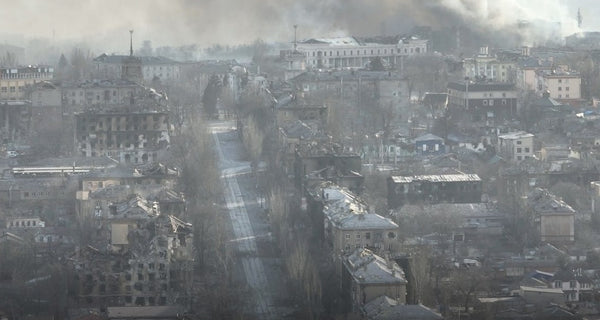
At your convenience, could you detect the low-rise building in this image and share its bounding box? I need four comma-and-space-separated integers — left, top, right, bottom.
447, 81, 517, 123
414, 133, 445, 156
497, 131, 534, 162
342, 248, 407, 311
387, 174, 482, 209
0, 65, 53, 100
362, 296, 443, 320
550, 269, 593, 302
525, 188, 575, 244
537, 71, 582, 104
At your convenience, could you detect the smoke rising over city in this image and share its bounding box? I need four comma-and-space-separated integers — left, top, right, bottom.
1, 0, 593, 52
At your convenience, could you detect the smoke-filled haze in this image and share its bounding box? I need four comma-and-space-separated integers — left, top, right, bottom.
1, 0, 599, 52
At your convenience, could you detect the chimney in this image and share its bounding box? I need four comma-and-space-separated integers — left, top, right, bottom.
521, 46, 530, 57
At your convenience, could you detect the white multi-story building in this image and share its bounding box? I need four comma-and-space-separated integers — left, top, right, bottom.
536, 71, 581, 103
293, 36, 428, 69
463, 47, 516, 83
497, 131, 534, 162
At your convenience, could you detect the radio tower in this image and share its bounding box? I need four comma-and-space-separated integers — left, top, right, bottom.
577, 8, 583, 28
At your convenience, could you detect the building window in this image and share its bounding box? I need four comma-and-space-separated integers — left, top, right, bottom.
482, 100, 488, 105
345, 234, 350, 240
525, 147, 530, 153
517, 156, 522, 160
516, 141, 522, 145
366, 232, 371, 239
558, 87, 562, 91
356, 234, 361, 239
558, 79, 562, 83
566, 86, 570, 91
517, 148, 522, 153
570, 280, 577, 288
502, 99, 507, 105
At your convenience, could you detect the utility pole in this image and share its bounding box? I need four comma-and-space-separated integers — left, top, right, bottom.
293, 25, 298, 52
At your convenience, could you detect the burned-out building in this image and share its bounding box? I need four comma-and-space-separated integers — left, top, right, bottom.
73, 195, 193, 307
75, 109, 170, 163
274, 94, 328, 125
295, 142, 363, 193
387, 174, 482, 209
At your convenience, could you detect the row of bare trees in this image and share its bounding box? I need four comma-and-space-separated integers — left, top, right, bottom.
171, 118, 247, 318
268, 188, 323, 319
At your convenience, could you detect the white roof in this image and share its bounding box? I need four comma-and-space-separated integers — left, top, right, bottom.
346, 248, 406, 284
334, 213, 398, 230
498, 131, 534, 140
390, 174, 481, 184
302, 37, 360, 46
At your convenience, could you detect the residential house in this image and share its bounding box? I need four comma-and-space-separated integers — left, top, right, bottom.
519, 286, 565, 308
387, 174, 482, 209
550, 269, 593, 302
414, 133, 445, 156
342, 248, 407, 312
497, 131, 534, 162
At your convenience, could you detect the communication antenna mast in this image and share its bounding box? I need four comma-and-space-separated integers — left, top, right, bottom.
129, 30, 134, 56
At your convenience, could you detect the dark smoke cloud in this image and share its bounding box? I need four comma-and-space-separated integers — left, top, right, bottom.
0, 0, 583, 54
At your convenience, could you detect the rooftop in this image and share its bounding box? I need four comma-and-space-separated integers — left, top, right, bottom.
94, 53, 180, 65
390, 174, 481, 184
447, 81, 516, 92
345, 248, 406, 284
498, 131, 534, 140
527, 188, 575, 215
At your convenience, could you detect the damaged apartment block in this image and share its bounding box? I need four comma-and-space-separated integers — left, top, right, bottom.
73, 194, 193, 307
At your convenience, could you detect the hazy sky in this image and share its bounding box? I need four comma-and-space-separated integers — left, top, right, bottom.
1, 0, 600, 53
